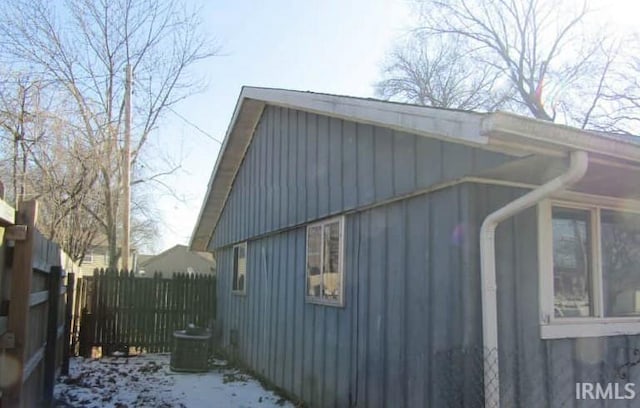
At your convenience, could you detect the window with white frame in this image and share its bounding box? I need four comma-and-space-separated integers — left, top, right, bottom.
82, 251, 94, 264
306, 217, 344, 306
539, 200, 640, 337
232, 242, 247, 294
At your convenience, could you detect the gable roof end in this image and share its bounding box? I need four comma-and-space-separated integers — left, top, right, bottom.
189, 87, 491, 252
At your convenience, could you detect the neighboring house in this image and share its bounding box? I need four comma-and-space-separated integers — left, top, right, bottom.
137, 244, 216, 277
190, 87, 640, 407
78, 245, 137, 277
137, 253, 153, 267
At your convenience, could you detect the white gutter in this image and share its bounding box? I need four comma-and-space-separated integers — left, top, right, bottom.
480, 150, 588, 408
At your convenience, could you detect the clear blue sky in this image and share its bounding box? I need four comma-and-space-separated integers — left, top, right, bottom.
149, 0, 638, 254
149, 0, 415, 253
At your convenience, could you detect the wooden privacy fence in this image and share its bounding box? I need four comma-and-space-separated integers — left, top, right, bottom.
0, 200, 75, 408
75, 270, 216, 355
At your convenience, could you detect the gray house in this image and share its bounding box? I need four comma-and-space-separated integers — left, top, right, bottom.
191, 87, 640, 407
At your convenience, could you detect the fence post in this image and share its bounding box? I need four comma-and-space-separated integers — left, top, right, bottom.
5, 200, 37, 408
62, 272, 74, 375
43, 265, 62, 405
71, 277, 85, 356
78, 309, 92, 358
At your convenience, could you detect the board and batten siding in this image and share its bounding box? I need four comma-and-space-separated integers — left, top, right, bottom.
210, 105, 512, 250
469, 183, 640, 408
216, 185, 483, 408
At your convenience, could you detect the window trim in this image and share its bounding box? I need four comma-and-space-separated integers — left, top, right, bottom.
232, 242, 247, 296
539, 199, 640, 339
83, 250, 94, 264
305, 216, 345, 307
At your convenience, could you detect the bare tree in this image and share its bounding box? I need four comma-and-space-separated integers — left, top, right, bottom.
0, 76, 102, 263
600, 35, 640, 134
31, 129, 102, 264
0, 76, 162, 264
377, 35, 509, 110
0, 76, 45, 207
381, 0, 632, 130
0, 0, 218, 268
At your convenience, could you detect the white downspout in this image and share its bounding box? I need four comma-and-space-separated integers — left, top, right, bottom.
480, 150, 588, 408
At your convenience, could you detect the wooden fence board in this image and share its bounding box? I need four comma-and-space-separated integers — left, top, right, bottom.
6, 200, 37, 407
43, 266, 62, 404
28, 291, 49, 307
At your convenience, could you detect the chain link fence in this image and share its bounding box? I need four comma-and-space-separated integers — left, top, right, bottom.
434, 345, 640, 407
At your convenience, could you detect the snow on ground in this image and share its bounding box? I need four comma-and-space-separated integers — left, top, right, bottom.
54, 354, 294, 408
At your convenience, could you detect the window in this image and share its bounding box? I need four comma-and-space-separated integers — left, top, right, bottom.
306, 217, 344, 306
539, 200, 640, 338
232, 243, 247, 294
601, 210, 640, 316
551, 207, 592, 318
82, 251, 94, 264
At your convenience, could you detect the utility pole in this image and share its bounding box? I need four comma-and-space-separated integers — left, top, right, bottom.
122, 64, 132, 270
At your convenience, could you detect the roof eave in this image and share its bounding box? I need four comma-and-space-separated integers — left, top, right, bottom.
190, 90, 265, 252
483, 112, 640, 163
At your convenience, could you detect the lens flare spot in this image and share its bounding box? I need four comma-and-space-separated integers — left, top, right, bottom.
612, 199, 638, 214
451, 224, 465, 246
574, 337, 604, 365
0, 353, 22, 388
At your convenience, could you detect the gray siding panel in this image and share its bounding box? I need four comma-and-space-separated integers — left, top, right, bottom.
416, 137, 443, 189
307, 113, 319, 223
356, 124, 375, 206
342, 121, 358, 210
406, 196, 429, 407
267, 108, 276, 233
296, 111, 307, 225
393, 131, 416, 196
374, 127, 394, 202
367, 206, 386, 408
354, 211, 371, 406
284, 232, 295, 393
211, 106, 513, 249
443, 142, 472, 180
329, 117, 343, 214
215, 185, 479, 407
385, 202, 407, 407
317, 115, 330, 218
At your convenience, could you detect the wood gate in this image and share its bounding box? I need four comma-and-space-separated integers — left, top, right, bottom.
74, 270, 216, 355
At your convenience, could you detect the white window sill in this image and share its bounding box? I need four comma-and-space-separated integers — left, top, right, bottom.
541, 320, 640, 339
305, 297, 344, 308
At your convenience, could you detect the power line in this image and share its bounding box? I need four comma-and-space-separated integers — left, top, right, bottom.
168, 106, 222, 145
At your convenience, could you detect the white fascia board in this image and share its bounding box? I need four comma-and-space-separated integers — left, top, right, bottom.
483, 112, 640, 163
189, 89, 265, 252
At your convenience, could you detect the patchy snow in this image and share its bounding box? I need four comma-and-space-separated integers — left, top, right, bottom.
54, 354, 294, 408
